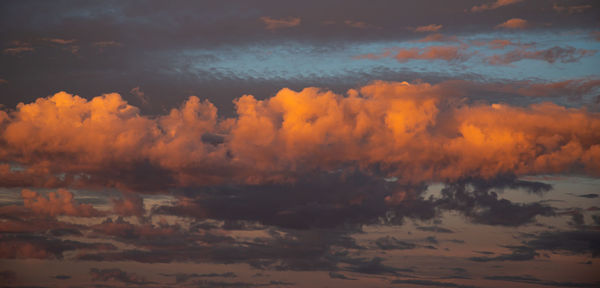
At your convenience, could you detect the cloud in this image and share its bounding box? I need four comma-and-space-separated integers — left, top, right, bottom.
160, 272, 236, 284
523, 230, 600, 257
391, 279, 477, 288
260, 17, 301, 31
344, 20, 374, 29
0, 234, 115, 259
0, 270, 17, 284
1, 82, 600, 192
92, 41, 121, 48
437, 178, 554, 226
112, 193, 145, 217
395, 46, 473, 62
496, 18, 528, 29
470, 39, 532, 49
553, 3, 592, 14
344, 257, 408, 275
3, 46, 34, 55
469, 245, 538, 262
416, 226, 454, 233
21, 188, 104, 217
328, 272, 356, 280
515, 78, 600, 99
470, 0, 523, 12
357, 46, 473, 63
90, 268, 154, 285
91, 217, 179, 240
437, 78, 600, 101
487, 46, 596, 64
130, 86, 148, 105
53, 275, 71, 280
485, 275, 600, 287
572, 193, 598, 199
42, 38, 76, 45
414, 34, 459, 43
374, 236, 417, 250
414, 24, 443, 33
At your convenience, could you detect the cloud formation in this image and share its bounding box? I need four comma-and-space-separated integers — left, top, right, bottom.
496, 18, 528, 29
260, 17, 301, 31
471, 0, 523, 12
21, 188, 104, 217
1, 82, 599, 191
414, 24, 443, 33
487, 46, 596, 65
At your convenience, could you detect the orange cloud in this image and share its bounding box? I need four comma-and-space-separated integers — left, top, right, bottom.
470, 0, 523, 12
414, 24, 443, 33
0, 83, 599, 189
3, 46, 34, 55
260, 17, 301, 31
344, 20, 373, 29
21, 188, 104, 217
496, 18, 528, 29
355, 46, 472, 63
414, 34, 459, 43
112, 194, 145, 217
394, 46, 473, 62
42, 38, 76, 45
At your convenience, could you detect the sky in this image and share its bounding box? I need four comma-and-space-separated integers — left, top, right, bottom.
0, 0, 599, 287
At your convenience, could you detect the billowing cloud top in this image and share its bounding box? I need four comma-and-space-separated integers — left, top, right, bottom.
1, 81, 598, 191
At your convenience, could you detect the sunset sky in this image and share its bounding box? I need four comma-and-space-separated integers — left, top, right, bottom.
1, 1, 600, 287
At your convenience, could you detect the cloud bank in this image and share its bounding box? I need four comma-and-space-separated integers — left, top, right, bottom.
0, 82, 599, 192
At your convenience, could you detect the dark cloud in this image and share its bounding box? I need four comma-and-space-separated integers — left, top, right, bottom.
416, 226, 454, 233
390, 279, 477, 288
469, 245, 538, 262
328, 271, 356, 280
0, 233, 116, 259
485, 275, 600, 287
344, 256, 412, 276
153, 171, 435, 230
523, 230, 600, 257
487, 46, 597, 65
374, 236, 417, 250
160, 272, 236, 284
437, 178, 555, 226
90, 268, 155, 285
52, 275, 71, 280
194, 280, 294, 287
0, 270, 17, 284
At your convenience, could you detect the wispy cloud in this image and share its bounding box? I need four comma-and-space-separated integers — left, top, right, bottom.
260, 17, 301, 31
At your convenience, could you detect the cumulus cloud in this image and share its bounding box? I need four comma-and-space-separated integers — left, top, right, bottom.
1, 82, 600, 192
21, 188, 104, 217
112, 193, 145, 217
470, 0, 523, 12
260, 17, 301, 31
496, 18, 528, 29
